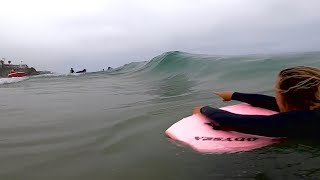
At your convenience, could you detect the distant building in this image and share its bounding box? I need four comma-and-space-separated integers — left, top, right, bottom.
20, 64, 29, 69
2, 64, 28, 69
0, 58, 28, 69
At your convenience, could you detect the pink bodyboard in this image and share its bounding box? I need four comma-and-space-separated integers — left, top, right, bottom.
165, 103, 283, 153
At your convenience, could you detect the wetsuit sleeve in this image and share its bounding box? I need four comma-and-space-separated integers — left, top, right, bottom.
232, 92, 280, 112
200, 106, 318, 138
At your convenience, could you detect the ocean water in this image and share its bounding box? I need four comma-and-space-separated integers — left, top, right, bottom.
0, 51, 320, 180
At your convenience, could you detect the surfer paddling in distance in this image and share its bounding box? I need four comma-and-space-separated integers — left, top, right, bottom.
193, 66, 320, 139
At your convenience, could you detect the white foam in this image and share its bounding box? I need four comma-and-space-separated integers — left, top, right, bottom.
31, 73, 85, 78
32, 74, 57, 78
0, 77, 29, 85
67, 73, 84, 76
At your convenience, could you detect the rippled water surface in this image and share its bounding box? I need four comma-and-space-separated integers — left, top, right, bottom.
0, 51, 320, 179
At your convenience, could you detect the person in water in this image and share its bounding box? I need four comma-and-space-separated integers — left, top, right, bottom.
70, 68, 74, 73
192, 66, 320, 138
76, 69, 86, 73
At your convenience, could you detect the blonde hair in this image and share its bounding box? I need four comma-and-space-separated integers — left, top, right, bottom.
277, 66, 320, 110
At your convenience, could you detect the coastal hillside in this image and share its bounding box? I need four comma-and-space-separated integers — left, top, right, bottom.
0, 67, 39, 77
0, 60, 39, 77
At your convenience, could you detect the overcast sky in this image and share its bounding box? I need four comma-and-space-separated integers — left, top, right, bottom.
0, 0, 319, 72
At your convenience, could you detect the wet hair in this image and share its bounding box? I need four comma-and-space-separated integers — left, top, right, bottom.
277, 66, 320, 110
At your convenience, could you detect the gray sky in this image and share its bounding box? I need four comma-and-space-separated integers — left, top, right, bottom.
0, 0, 320, 72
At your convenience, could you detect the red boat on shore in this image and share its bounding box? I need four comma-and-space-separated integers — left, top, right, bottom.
8, 72, 26, 78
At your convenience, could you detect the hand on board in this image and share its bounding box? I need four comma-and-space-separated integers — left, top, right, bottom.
213, 91, 234, 101
192, 106, 203, 115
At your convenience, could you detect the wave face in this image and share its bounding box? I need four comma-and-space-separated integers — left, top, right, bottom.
1, 51, 320, 180
107, 51, 320, 78
102, 51, 320, 93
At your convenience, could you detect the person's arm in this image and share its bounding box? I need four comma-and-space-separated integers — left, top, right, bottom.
231, 92, 280, 112
200, 106, 319, 138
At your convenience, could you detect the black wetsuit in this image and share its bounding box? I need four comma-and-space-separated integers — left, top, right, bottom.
200, 92, 320, 138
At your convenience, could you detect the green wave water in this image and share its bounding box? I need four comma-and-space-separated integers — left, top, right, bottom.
0, 51, 320, 179
112, 51, 320, 79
